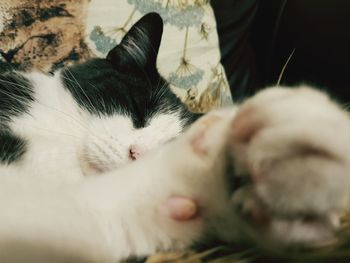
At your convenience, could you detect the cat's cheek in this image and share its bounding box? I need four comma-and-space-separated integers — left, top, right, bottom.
79, 153, 102, 176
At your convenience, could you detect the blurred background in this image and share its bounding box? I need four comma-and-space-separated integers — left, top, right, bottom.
212, 0, 350, 104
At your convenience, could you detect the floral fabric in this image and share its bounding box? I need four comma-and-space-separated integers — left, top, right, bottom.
0, 0, 232, 112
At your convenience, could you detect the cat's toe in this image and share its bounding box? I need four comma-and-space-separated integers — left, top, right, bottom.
232, 186, 340, 244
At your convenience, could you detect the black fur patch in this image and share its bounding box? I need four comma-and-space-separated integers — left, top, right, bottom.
62, 58, 200, 128
62, 13, 201, 129
0, 66, 34, 122
0, 130, 26, 164
0, 63, 32, 164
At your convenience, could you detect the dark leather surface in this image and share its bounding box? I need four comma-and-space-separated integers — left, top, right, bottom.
213, 0, 350, 103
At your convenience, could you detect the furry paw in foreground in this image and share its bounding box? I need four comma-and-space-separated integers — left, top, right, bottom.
1, 87, 350, 262
230, 87, 350, 244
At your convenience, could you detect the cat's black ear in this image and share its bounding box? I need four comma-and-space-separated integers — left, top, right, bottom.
107, 13, 163, 73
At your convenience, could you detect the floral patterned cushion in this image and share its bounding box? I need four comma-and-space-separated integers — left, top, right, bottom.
0, 0, 232, 112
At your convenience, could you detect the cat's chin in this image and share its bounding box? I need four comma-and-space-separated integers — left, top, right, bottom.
79, 154, 109, 176
79, 153, 130, 176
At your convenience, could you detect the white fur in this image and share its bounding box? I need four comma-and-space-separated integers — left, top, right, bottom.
2, 83, 350, 262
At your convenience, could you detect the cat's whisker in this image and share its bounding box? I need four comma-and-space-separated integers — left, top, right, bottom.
29, 100, 91, 135
84, 80, 108, 115
0, 73, 30, 90
63, 69, 96, 112
21, 125, 82, 142
151, 82, 169, 109
0, 77, 93, 135
75, 80, 131, 143
0, 79, 33, 105
59, 78, 106, 134
41, 105, 91, 133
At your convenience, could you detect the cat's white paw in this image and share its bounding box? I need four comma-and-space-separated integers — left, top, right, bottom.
133, 87, 350, 248
229, 86, 350, 244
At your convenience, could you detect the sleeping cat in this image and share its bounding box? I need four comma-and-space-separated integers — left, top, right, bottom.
0, 13, 199, 179
1, 13, 350, 263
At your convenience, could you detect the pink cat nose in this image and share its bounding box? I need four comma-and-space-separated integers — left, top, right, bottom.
129, 145, 143, 161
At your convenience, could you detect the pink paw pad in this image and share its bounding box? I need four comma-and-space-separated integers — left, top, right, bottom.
162, 196, 199, 221
231, 106, 264, 143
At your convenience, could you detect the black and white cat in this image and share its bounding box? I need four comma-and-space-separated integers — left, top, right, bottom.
0, 13, 199, 180
1, 13, 350, 263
